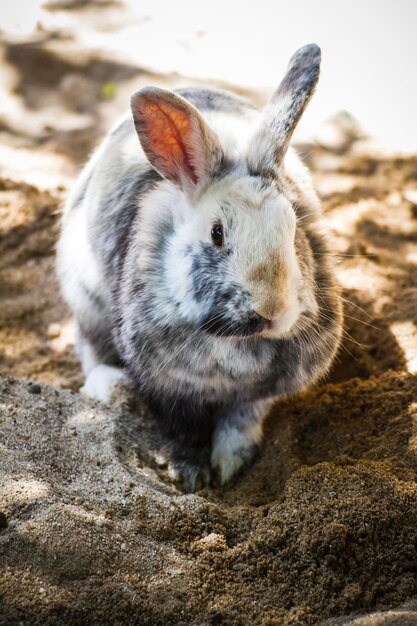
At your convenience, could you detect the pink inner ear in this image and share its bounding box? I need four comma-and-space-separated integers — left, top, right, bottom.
140, 99, 199, 184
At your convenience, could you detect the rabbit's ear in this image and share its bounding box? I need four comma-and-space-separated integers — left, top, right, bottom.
131, 87, 223, 195
248, 44, 321, 173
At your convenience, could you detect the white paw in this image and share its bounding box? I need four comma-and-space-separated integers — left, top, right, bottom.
80, 365, 126, 404
211, 422, 263, 485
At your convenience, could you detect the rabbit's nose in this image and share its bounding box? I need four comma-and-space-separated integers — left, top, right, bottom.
252, 296, 288, 321
259, 297, 302, 338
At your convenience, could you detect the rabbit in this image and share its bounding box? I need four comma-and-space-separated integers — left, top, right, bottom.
57, 43, 343, 492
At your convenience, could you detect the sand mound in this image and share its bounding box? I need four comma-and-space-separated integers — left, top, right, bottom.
2, 371, 417, 625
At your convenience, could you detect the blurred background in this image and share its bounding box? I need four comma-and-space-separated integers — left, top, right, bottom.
1, 0, 417, 173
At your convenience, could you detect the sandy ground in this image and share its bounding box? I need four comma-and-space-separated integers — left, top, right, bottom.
1, 2, 417, 625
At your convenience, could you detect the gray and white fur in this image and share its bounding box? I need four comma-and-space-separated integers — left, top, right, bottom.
57, 44, 343, 492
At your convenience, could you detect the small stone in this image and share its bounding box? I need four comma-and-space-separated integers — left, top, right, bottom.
232, 563, 245, 571
47, 323, 61, 338
28, 382, 41, 395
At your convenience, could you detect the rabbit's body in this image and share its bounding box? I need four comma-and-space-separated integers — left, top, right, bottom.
57, 46, 343, 491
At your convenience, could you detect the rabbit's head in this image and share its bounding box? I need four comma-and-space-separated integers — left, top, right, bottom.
130, 44, 322, 338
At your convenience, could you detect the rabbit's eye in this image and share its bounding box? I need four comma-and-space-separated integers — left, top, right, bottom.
211, 223, 224, 248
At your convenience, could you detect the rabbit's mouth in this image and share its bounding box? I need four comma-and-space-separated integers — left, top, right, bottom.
197, 301, 307, 338
260, 304, 302, 339
197, 312, 270, 338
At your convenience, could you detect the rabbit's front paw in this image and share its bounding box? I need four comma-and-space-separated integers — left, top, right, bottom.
167, 461, 211, 493
81, 364, 126, 404
211, 423, 261, 486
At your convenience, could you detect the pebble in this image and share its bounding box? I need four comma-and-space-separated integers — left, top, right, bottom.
28, 382, 41, 395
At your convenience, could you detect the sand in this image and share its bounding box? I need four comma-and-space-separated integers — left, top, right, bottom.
1, 3, 417, 625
